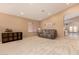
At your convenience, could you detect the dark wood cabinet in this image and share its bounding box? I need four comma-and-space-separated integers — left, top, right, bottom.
2, 32, 22, 43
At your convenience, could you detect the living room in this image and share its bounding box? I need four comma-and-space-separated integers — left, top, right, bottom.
0, 3, 79, 55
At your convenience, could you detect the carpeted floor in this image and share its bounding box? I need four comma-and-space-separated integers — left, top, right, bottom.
0, 36, 79, 55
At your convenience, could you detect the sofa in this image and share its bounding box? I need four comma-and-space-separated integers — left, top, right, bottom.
37, 29, 57, 39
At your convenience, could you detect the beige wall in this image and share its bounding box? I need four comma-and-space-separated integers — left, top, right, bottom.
64, 5, 79, 15
0, 13, 39, 37
40, 12, 64, 37
0, 4, 79, 38
40, 4, 79, 38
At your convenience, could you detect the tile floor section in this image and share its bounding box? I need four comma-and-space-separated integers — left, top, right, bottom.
0, 36, 79, 55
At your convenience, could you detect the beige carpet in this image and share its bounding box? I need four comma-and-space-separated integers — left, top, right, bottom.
0, 36, 79, 55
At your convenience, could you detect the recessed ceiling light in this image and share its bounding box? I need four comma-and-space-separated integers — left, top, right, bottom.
20, 12, 24, 15
48, 13, 51, 15
41, 9, 45, 12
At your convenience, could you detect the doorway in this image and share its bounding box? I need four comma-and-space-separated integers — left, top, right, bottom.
64, 13, 79, 39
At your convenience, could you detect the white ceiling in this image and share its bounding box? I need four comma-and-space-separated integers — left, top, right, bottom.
64, 12, 79, 24
0, 3, 76, 20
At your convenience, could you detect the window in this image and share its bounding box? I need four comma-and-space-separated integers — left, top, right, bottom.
28, 22, 37, 32
69, 25, 78, 32
69, 26, 73, 32
74, 26, 78, 32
